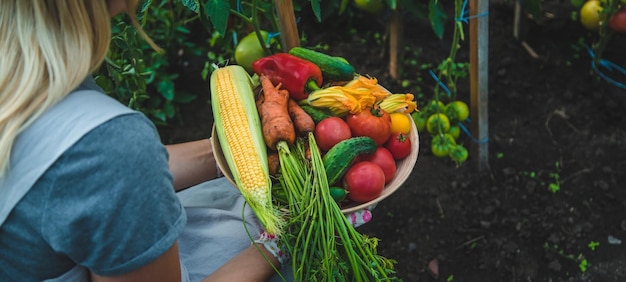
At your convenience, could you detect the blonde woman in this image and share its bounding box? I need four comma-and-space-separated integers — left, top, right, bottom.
0, 1, 289, 281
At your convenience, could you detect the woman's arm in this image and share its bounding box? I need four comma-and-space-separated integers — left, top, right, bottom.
202, 244, 281, 282
91, 242, 280, 282
91, 243, 182, 282
166, 138, 219, 191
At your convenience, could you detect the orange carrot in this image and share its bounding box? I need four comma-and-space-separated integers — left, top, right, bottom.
288, 98, 316, 136
267, 151, 281, 176
256, 74, 296, 150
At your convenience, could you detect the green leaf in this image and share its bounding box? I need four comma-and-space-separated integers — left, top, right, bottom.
140, 0, 154, 13
549, 183, 560, 193
523, 0, 543, 19
428, 0, 447, 39
175, 25, 191, 34
204, 0, 230, 36
164, 101, 176, 118
158, 80, 175, 101
180, 0, 200, 13
151, 110, 167, 122
173, 91, 198, 103
310, 0, 322, 22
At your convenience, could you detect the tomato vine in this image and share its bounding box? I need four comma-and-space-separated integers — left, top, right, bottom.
413, 0, 472, 167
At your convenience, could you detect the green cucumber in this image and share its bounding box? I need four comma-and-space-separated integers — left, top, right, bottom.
323, 136, 378, 185
272, 183, 288, 204
329, 186, 348, 203
300, 104, 334, 123
289, 47, 356, 82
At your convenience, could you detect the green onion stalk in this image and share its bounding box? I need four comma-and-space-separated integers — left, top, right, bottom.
275, 133, 399, 281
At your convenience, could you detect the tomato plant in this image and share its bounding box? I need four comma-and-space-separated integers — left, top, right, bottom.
359, 147, 397, 184
423, 100, 446, 116
343, 161, 386, 203
389, 113, 412, 134
445, 101, 469, 123
346, 106, 392, 146
384, 132, 412, 160
314, 117, 352, 152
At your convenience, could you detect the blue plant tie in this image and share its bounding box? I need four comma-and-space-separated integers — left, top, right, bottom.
267, 32, 281, 44
586, 46, 626, 90
455, 0, 489, 24
236, 0, 242, 13
232, 31, 281, 48
429, 70, 451, 97
266, 16, 302, 44
458, 119, 489, 144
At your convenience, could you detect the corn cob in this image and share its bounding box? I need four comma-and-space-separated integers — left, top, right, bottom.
210, 65, 282, 235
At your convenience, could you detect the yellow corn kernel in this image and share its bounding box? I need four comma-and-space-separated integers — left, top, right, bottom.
211, 65, 282, 235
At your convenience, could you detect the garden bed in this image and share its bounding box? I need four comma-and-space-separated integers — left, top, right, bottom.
159, 1, 626, 281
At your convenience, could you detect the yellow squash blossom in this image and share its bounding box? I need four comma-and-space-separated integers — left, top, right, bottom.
379, 93, 418, 114
343, 75, 391, 102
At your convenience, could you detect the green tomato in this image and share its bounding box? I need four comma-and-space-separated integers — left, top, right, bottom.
426, 113, 451, 135
423, 100, 446, 116
411, 111, 427, 132
449, 144, 468, 165
431, 133, 456, 158
235, 31, 272, 74
445, 101, 470, 123
354, 0, 384, 14
448, 124, 461, 139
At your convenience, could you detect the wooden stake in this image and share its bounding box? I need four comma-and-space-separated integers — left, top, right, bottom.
388, 9, 402, 79
274, 0, 300, 51
469, 0, 489, 171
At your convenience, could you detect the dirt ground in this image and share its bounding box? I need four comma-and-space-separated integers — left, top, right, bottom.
159, 1, 626, 281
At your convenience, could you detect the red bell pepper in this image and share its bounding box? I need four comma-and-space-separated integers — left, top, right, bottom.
251, 53, 322, 101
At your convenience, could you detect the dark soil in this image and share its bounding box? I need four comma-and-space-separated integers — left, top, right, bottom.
159, 2, 626, 281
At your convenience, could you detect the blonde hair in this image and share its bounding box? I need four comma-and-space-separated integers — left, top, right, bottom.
0, 0, 155, 180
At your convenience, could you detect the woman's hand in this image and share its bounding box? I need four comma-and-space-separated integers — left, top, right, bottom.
201, 235, 282, 282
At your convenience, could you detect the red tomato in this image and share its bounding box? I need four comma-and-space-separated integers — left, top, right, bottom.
345, 105, 391, 146
384, 132, 412, 160
610, 8, 626, 33
314, 117, 352, 151
360, 147, 397, 184
343, 161, 385, 203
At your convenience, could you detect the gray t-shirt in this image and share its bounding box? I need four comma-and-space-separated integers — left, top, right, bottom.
0, 93, 185, 280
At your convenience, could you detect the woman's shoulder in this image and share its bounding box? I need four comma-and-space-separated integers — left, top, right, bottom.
58, 112, 166, 174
